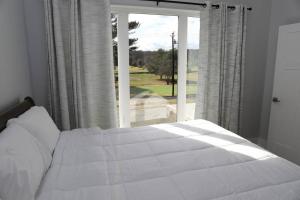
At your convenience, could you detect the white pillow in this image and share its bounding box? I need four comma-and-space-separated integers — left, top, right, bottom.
8, 106, 60, 154
0, 124, 52, 200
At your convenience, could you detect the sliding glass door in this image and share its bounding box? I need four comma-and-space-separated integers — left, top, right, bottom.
112, 6, 199, 128
128, 13, 178, 127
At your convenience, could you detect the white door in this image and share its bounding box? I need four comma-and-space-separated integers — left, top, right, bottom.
268, 23, 300, 165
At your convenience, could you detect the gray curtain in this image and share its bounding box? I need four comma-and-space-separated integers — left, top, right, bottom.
195, 3, 247, 134
44, 0, 117, 130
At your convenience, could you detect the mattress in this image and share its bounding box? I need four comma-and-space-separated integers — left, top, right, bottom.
37, 120, 300, 200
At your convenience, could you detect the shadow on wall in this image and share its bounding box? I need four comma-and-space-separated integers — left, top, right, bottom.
0, 99, 19, 113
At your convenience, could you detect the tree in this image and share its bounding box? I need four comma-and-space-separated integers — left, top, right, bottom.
111, 14, 140, 66
145, 49, 177, 85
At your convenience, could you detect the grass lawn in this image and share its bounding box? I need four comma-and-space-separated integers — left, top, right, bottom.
129, 66, 176, 86
130, 85, 197, 97
131, 85, 177, 97
115, 66, 198, 104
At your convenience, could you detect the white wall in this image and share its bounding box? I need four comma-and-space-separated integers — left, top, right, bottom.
24, 0, 49, 108
260, 0, 300, 140
23, 0, 272, 139
0, 0, 32, 111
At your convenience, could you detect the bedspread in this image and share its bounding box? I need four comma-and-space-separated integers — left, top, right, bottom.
37, 120, 300, 200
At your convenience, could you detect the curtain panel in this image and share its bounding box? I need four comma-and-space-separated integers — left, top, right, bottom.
44, 0, 117, 130
195, 3, 247, 134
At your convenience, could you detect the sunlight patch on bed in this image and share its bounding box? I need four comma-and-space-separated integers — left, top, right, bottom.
180, 120, 244, 139
150, 124, 198, 137
152, 124, 278, 160
223, 144, 277, 160
181, 120, 225, 132
189, 135, 234, 146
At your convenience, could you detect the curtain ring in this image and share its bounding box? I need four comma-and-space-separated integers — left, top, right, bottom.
230, 6, 236, 10
156, 0, 160, 6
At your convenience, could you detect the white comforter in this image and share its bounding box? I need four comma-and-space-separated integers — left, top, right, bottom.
37, 120, 300, 200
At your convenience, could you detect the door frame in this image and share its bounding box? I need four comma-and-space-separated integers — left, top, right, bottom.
267, 22, 300, 164
111, 5, 200, 127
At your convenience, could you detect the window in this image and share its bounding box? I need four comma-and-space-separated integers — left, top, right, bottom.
112, 5, 200, 128
186, 17, 200, 120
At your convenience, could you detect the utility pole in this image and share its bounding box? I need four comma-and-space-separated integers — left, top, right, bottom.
171, 32, 176, 97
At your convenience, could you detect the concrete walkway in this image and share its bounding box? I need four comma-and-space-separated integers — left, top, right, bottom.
130, 93, 196, 127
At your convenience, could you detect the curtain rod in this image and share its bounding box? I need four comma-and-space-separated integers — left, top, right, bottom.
140, 0, 252, 11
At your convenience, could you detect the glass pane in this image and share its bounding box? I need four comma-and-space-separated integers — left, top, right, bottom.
128, 13, 178, 127
111, 13, 119, 126
186, 17, 200, 120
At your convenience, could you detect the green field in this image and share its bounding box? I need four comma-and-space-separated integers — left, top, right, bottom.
115, 66, 198, 104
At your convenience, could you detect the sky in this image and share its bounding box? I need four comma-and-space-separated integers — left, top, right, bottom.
128, 14, 200, 51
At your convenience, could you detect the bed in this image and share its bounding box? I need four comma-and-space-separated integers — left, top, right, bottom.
1, 98, 300, 200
